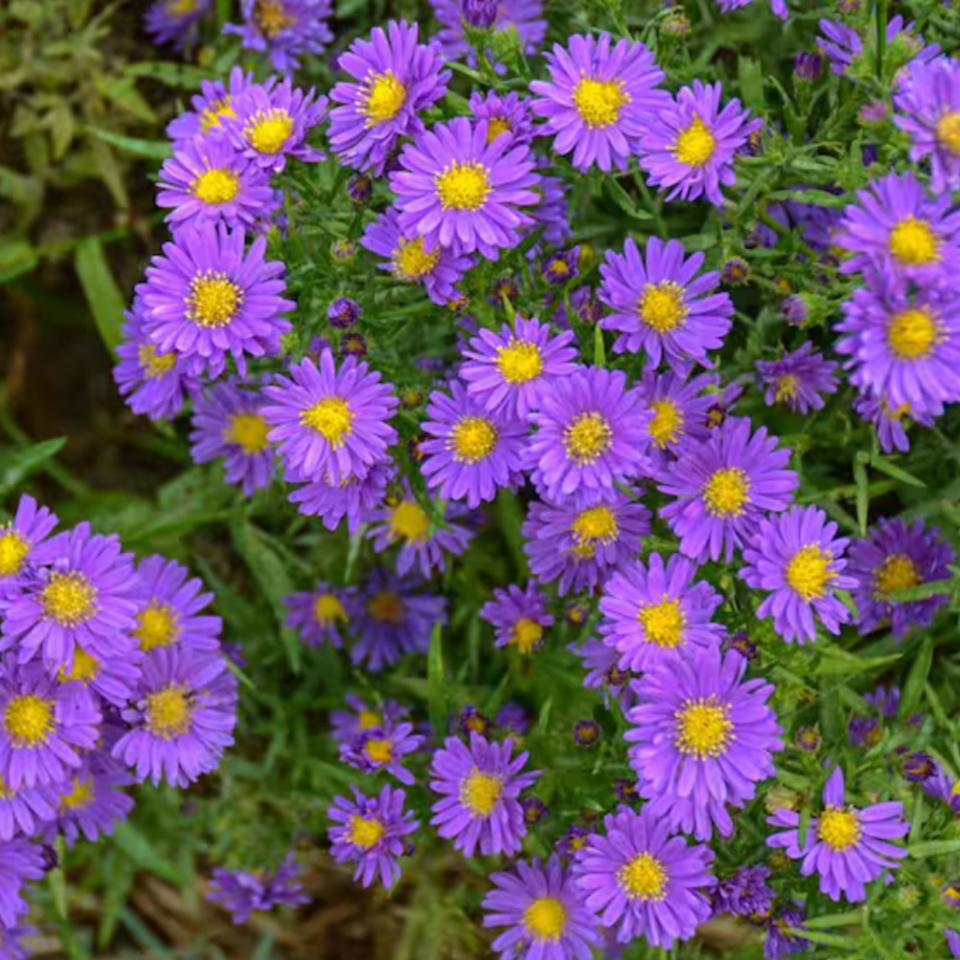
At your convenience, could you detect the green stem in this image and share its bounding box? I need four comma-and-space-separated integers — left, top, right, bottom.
875, 0, 889, 80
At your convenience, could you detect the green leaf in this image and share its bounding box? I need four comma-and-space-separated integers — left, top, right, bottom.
805, 911, 863, 929
604, 178, 652, 222
737, 56, 766, 111
88, 126, 172, 159
790, 929, 860, 948
0, 239, 38, 283
0, 437, 66, 495
900, 636, 933, 718
888, 578, 954, 602
853, 454, 869, 536
94, 75, 157, 123
593, 324, 606, 367
75, 238, 124, 356
110, 821, 183, 885
427, 622, 447, 739
869, 454, 926, 488
908, 838, 960, 858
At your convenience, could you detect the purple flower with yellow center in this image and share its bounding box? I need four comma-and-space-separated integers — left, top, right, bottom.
429, 0, 546, 64
341, 331, 367, 359
0, 772, 58, 842
283, 583, 352, 648
328, 784, 418, 888
144, 0, 210, 50
816, 19, 862, 75
55, 646, 141, 709
854, 391, 939, 454
570, 639, 630, 705
328, 20, 450, 174
764, 905, 809, 959
430, 733, 539, 858
741, 505, 857, 645
557, 824, 590, 859
469, 91, 533, 147
482, 855, 601, 960
207, 852, 308, 923
795, 726, 822, 752
599, 553, 725, 673
349, 571, 446, 671
137, 223, 293, 380
390, 116, 540, 260
718, 0, 787, 17
639, 80, 762, 206
113, 648, 237, 787
598, 236, 733, 369
573, 720, 600, 747
0, 495, 58, 598
339, 719, 423, 785
419, 381, 527, 508
767, 765, 908, 902
327, 297, 360, 329
331, 694, 409, 746
190, 379, 275, 495
847, 517, 954, 638
225, 0, 332, 73
626, 647, 783, 840
834, 171, 960, 283
542, 249, 579, 286
756, 343, 839, 414
166, 68, 256, 146
50, 751, 133, 846
1, 521, 140, 672
526, 366, 651, 500
480, 581, 554, 656
523, 488, 651, 596
263, 350, 398, 485
924, 763, 960, 814
636, 369, 717, 465
289, 459, 395, 531
459, 315, 578, 420
0, 838, 45, 928
530, 33, 668, 172
658, 416, 797, 563
458, 705, 490, 738
361, 207, 472, 305
573, 806, 714, 947
710, 864, 774, 918
901, 751, 936, 782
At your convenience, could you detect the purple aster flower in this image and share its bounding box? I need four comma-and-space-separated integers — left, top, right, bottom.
741, 505, 857, 644
469, 91, 533, 147
429, 732, 539, 857
710, 864, 774, 917
636, 368, 717, 465
224, 0, 332, 74
497, 702, 529, 735
283, 583, 352, 648
529, 32, 668, 172
765, 905, 809, 959
598, 236, 733, 369
113, 648, 237, 787
349, 572, 446, 671
190, 379, 275, 495
480, 581, 554, 655
339, 719, 423, 785
599, 553, 725, 673
639, 80, 762, 206
847, 517, 954, 638
522, 488, 651, 596
419, 381, 527, 507
767, 765, 908, 901
483, 855, 600, 960
390, 117, 540, 260
0, 495, 58, 598
793, 51, 822, 79
717, 0, 787, 18
573, 719, 600, 747
901, 751, 936, 782
208, 852, 308, 923
925, 764, 960, 814
529, 171, 572, 250
428, 0, 546, 64
144, 0, 210, 50
289, 460, 395, 531
948, 930, 960, 959
526, 366, 651, 500
627, 647, 782, 840
756, 343, 839, 413
658, 416, 797, 563
330, 694, 408, 745
573, 806, 714, 947
458, 705, 490, 738
570, 639, 630, 705
0, 839, 45, 927
542, 248, 579, 285
56, 646, 141, 709
136, 223, 293, 380
264, 351, 398, 485
459, 315, 578, 420
328, 20, 450, 175
327, 297, 360, 329
327, 784, 418, 888
51, 751, 133, 846
816, 19, 862, 75
0, 772, 58, 842
557, 824, 590, 859
166, 68, 256, 146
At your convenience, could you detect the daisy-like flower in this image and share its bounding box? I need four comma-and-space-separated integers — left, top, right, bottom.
717, 0, 787, 19
846, 517, 954, 638
469, 91, 534, 147
137, 223, 293, 380
658, 416, 797, 563
0, 495, 58, 598
480, 582, 554, 655
113, 648, 237, 787
225, 0, 332, 73
289, 460, 395, 530
166, 67, 256, 146
529, 171, 573, 250
526, 366, 651, 500
207, 852, 308, 923
390, 116, 541, 259
741, 505, 857, 644
598, 236, 733, 368
816, 19, 864, 75
767, 766, 908, 901
636, 369, 717, 465
570, 639, 630, 705
573, 806, 714, 947
764, 905, 810, 959
190, 378, 275, 495
330, 694, 409, 746
459, 315, 578, 420
756, 343, 839, 414
710, 864, 775, 918
328, 20, 450, 174
599, 553, 725, 673
361, 208, 472, 305
834, 171, 960, 283
522, 488, 651, 596
0, 773, 58, 841
56, 646, 141, 709
419, 381, 528, 507
328, 784, 418, 888
529, 32, 668, 172
0, 838, 45, 928
855, 392, 939, 455
429, 732, 539, 858
51, 751, 134, 846
626, 646, 783, 839
1, 521, 140, 672
429, 0, 546, 64
339, 719, 423, 784
483, 855, 600, 960
144, 0, 210, 50
283, 582, 353, 648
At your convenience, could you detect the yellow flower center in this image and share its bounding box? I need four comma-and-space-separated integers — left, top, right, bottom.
486, 116, 512, 143
244, 109, 294, 154
191, 168, 240, 205
313, 593, 347, 626
888, 217, 939, 266
703, 467, 751, 517
393, 236, 440, 280
785, 544, 835, 601
572, 77, 630, 128
254, 0, 294, 38
818, 807, 861, 852
134, 601, 179, 651
887, 307, 939, 360
146, 686, 192, 739
461, 768, 502, 816
0, 531, 29, 577
368, 590, 404, 624
675, 696, 733, 758
775, 374, 798, 403
570, 505, 618, 558
224, 412, 271, 454
937, 110, 960, 154
186, 271, 243, 328
357, 710, 381, 730
638, 597, 685, 647
300, 396, 354, 447
618, 852, 667, 901
363, 70, 407, 126
673, 115, 717, 167
523, 897, 567, 941
4, 694, 54, 747
364, 738, 393, 763
58, 647, 100, 684
60, 776, 94, 811
346, 814, 385, 849
639, 281, 688, 334
389, 500, 431, 543
167, 0, 197, 13
496, 340, 543, 384
872, 553, 920, 599
510, 617, 543, 654
648, 398, 684, 448
563, 411, 612, 465
199, 97, 235, 133
0, 774, 14, 799
436, 162, 491, 211
137, 343, 177, 379
42, 571, 97, 626
450, 416, 498, 462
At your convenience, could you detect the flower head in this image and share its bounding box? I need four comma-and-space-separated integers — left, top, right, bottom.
480, 582, 554, 655
288, 460, 395, 531
51, 750, 134, 845
225, 0, 332, 73
339, 719, 423, 785
710, 865, 775, 918
0, 772, 58, 842
330, 693, 409, 745
469, 91, 534, 147
0, 839, 45, 928
428, 0, 546, 65
144, 0, 209, 50
283, 583, 353, 648
166, 68, 257, 146
853, 392, 938, 454
0, 496, 59, 598
208, 852, 308, 923
636, 368, 718, 465
756, 343, 839, 413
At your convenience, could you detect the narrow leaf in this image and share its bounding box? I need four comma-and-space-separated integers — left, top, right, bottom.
75, 238, 124, 355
